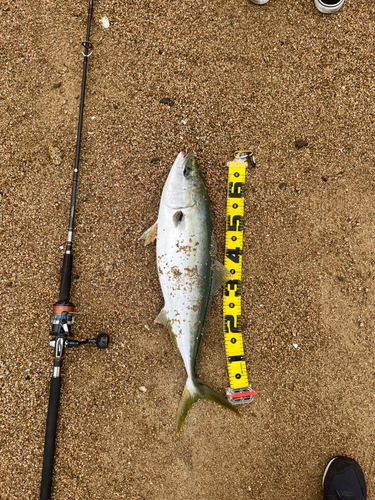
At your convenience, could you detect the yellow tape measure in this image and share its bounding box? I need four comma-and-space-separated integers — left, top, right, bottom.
223, 151, 256, 405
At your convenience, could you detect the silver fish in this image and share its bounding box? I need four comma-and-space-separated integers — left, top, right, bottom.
141, 152, 239, 435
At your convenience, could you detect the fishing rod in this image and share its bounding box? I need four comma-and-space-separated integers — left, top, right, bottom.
40, 1, 109, 499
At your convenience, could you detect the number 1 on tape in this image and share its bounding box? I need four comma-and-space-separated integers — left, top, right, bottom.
223, 151, 256, 405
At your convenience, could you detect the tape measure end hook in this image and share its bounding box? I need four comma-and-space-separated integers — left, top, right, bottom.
233, 150, 256, 168
226, 386, 257, 406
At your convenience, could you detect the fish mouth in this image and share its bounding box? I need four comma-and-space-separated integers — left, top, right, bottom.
174, 151, 191, 169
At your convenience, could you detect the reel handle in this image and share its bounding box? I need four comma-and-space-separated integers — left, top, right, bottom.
94, 333, 109, 348
66, 333, 110, 349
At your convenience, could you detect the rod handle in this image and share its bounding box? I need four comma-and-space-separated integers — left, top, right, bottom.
59, 253, 73, 303
40, 377, 61, 500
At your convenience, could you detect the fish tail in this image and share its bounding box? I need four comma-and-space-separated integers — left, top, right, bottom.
176, 378, 240, 436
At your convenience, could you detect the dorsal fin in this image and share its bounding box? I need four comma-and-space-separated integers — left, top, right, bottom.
211, 260, 232, 296
195, 260, 232, 364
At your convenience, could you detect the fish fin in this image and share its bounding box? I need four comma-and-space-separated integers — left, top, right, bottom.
176, 378, 240, 436
176, 386, 199, 437
172, 210, 183, 227
154, 309, 179, 353
139, 222, 158, 245
194, 260, 231, 365
211, 260, 232, 296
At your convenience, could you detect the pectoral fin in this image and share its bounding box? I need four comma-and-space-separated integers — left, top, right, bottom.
139, 222, 158, 245
155, 308, 178, 353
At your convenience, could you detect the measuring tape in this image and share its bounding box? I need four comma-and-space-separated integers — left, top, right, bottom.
223, 150, 257, 405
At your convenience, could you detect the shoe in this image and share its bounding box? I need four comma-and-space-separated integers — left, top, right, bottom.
249, 0, 269, 4
314, 0, 344, 13
322, 456, 367, 500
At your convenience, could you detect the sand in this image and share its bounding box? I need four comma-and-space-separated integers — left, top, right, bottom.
0, 0, 374, 498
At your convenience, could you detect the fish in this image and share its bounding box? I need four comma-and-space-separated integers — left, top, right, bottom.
140, 152, 239, 435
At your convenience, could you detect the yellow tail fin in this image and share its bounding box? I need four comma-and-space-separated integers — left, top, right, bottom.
176, 378, 240, 436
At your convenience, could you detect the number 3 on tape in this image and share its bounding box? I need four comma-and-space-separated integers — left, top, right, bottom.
223, 151, 257, 405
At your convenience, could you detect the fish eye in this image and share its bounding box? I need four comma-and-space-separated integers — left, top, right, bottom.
183, 165, 192, 177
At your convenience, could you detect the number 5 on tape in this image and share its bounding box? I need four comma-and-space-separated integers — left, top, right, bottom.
223, 151, 257, 405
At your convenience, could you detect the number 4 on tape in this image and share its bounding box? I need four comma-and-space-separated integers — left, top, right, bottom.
223, 151, 257, 405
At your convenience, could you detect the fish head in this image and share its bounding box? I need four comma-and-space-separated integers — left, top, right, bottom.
162, 152, 206, 210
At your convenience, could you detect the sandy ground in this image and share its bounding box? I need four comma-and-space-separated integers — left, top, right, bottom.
1, 0, 375, 498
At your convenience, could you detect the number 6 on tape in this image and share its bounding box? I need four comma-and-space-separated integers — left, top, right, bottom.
223, 151, 257, 405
